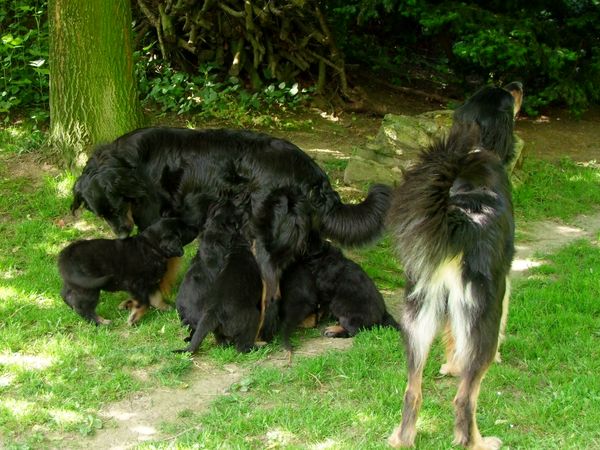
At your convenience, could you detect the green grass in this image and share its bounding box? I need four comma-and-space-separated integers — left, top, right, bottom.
140, 240, 600, 449
1, 127, 600, 449
513, 158, 600, 222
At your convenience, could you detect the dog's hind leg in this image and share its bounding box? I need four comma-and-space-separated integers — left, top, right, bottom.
175, 312, 219, 354
159, 256, 182, 296
149, 290, 170, 311
389, 282, 444, 448
494, 277, 511, 363
63, 287, 109, 325
449, 279, 504, 450
440, 320, 461, 377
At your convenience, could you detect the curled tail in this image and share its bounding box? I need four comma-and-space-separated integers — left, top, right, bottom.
321, 184, 392, 246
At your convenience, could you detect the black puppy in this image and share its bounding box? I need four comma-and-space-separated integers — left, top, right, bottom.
251, 186, 312, 342
175, 198, 263, 354
58, 218, 197, 325
279, 235, 399, 346
278, 259, 320, 353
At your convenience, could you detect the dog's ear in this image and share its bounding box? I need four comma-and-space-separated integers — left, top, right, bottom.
106, 168, 149, 200
70, 181, 85, 215
503, 81, 524, 117
157, 219, 186, 258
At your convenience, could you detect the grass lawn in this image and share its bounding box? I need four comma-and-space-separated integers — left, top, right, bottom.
0, 124, 599, 449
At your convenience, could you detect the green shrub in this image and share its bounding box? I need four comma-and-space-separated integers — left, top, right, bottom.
0, 0, 48, 118
329, 0, 600, 115
136, 48, 311, 125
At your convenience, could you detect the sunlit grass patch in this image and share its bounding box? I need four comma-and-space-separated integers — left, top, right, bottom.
514, 158, 600, 222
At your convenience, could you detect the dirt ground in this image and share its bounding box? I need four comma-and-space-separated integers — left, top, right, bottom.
4, 89, 599, 449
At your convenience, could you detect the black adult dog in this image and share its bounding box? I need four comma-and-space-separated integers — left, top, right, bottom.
175, 197, 264, 354
387, 82, 522, 450
278, 235, 400, 350
70, 127, 391, 305
58, 218, 197, 325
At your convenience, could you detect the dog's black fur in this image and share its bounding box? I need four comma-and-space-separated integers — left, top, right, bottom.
58, 218, 197, 325
387, 83, 522, 450
175, 197, 263, 354
278, 235, 400, 350
70, 128, 391, 306
453, 81, 523, 165
250, 186, 313, 341
305, 237, 399, 338
277, 259, 320, 351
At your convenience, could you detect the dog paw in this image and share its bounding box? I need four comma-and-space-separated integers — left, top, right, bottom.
323, 325, 349, 338
494, 351, 502, 363
94, 315, 111, 325
119, 299, 136, 310
127, 305, 148, 326
387, 426, 415, 448
439, 362, 461, 377
469, 436, 502, 450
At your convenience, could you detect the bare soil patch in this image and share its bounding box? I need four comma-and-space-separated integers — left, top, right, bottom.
64, 336, 353, 450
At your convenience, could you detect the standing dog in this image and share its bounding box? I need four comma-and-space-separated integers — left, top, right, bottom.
58, 218, 197, 325
175, 197, 263, 354
387, 82, 522, 449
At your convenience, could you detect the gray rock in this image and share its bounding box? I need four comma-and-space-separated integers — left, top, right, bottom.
344, 109, 523, 185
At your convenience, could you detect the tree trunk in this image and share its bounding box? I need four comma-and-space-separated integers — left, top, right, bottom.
49, 0, 144, 167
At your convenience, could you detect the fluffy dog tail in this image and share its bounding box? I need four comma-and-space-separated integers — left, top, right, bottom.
388, 125, 514, 279
321, 184, 391, 246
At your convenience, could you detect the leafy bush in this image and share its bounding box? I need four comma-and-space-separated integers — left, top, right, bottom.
0, 0, 48, 118
329, 0, 600, 114
136, 48, 310, 125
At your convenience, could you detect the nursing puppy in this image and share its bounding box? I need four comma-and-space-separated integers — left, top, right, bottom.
305, 237, 399, 338
278, 235, 399, 350
175, 198, 263, 354
58, 218, 197, 325
278, 259, 320, 353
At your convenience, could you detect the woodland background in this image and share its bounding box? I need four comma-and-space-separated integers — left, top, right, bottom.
3, 0, 600, 128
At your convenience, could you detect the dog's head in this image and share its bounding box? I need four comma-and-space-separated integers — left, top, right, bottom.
452, 81, 524, 165
141, 218, 198, 258
71, 146, 158, 237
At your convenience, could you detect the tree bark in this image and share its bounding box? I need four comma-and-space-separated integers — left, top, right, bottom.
49, 0, 144, 167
